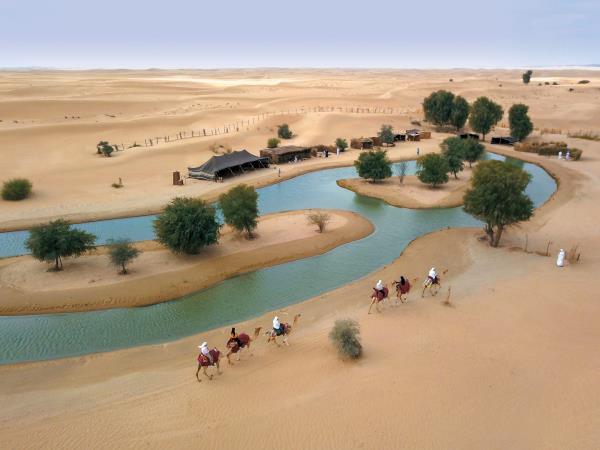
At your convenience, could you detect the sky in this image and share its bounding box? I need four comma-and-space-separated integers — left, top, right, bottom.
1, 0, 598, 69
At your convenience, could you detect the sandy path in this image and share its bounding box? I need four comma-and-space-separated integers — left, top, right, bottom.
0, 210, 373, 315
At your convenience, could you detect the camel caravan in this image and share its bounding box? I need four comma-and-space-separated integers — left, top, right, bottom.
197, 266, 447, 381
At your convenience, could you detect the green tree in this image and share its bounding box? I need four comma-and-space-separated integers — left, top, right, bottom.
153, 197, 221, 254
522, 70, 533, 84
462, 138, 486, 167
450, 96, 470, 131
267, 137, 280, 148
107, 239, 140, 274
468, 96, 503, 141
416, 153, 449, 187
441, 137, 465, 179
378, 124, 395, 146
335, 137, 348, 151
508, 103, 533, 141
219, 184, 259, 238
463, 160, 533, 247
25, 219, 96, 271
423, 90, 455, 127
277, 124, 293, 139
2, 178, 33, 201
354, 150, 392, 182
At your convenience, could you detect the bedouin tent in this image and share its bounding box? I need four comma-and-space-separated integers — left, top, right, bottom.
188, 150, 269, 181
490, 136, 518, 146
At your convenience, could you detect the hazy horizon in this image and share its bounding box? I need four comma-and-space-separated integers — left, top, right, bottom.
1, 0, 598, 69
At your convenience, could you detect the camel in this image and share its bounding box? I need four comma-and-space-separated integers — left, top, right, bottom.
226, 327, 261, 365
392, 277, 412, 305
368, 286, 389, 314
195, 348, 223, 382
265, 314, 301, 346
421, 269, 447, 297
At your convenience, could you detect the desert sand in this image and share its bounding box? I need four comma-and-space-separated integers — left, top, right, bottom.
0, 210, 372, 315
1, 70, 600, 449
337, 167, 474, 209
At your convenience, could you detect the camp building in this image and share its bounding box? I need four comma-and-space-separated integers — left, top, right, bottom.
188, 150, 269, 181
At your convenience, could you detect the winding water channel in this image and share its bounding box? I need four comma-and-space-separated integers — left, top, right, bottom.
0, 154, 555, 364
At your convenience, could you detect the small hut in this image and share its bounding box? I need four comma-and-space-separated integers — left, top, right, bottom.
350, 138, 374, 150
370, 136, 383, 147
406, 129, 421, 141
260, 145, 312, 164
491, 136, 518, 146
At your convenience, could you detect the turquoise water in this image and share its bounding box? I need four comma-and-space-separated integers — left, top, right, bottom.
0, 154, 555, 364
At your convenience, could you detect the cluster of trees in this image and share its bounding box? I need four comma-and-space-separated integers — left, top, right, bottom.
26, 184, 263, 273
422, 90, 470, 131
2, 178, 32, 201
416, 137, 486, 187
423, 92, 533, 141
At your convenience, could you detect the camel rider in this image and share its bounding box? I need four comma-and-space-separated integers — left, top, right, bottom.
428, 267, 438, 284
273, 316, 284, 336
230, 327, 243, 348
375, 279, 385, 297
199, 341, 213, 364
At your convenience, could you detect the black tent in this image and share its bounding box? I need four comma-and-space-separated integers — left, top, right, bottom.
188, 150, 269, 181
459, 133, 480, 140
490, 136, 518, 146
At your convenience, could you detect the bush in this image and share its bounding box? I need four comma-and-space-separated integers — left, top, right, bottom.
463, 160, 533, 247
514, 141, 582, 160
378, 124, 395, 146
508, 103, 533, 141
267, 138, 280, 149
25, 219, 96, 271
423, 90, 455, 127
468, 97, 503, 141
2, 178, 32, 201
307, 210, 330, 233
107, 239, 140, 274
97, 141, 115, 157
335, 138, 348, 151
577, 80, 590, 84
441, 137, 465, 178
329, 319, 362, 359
354, 150, 392, 182
396, 160, 408, 184
416, 153, 449, 187
522, 70, 533, 84
153, 197, 221, 254
277, 124, 293, 139
219, 184, 259, 238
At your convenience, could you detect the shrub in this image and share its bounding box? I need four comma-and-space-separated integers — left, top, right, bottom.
307, 211, 330, 233
2, 178, 32, 201
514, 141, 582, 160
416, 153, 449, 187
378, 124, 395, 146
329, 319, 362, 359
107, 239, 140, 274
335, 138, 348, 151
522, 70, 533, 84
219, 184, 259, 238
508, 103, 533, 141
441, 137, 465, 178
450, 95, 470, 131
354, 150, 392, 183
567, 131, 600, 142
463, 160, 533, 247
97, 141, 115, 157
153, 197, 221, 254
468, 96, 504, 141
277, 124, 293, 139
267, 137, 280, 149
577, 80, 590, 84
423, 90, 455, 127
25, 219, 96, 271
